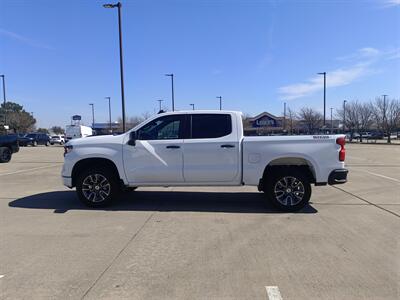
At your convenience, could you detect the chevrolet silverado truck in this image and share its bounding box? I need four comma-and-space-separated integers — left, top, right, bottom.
0, 134, 19, 163
62, 111, 348, 211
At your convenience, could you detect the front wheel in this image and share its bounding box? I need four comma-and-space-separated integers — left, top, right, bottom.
0, 147, 12, 163
76, 168, 120, 207
264, 169, 311, 212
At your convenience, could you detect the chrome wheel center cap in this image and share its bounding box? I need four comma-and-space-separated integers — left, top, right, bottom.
95, 185, 100, 191
286, 188, 292, 193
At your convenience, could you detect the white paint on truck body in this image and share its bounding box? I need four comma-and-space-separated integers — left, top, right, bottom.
62, 110, 345, 188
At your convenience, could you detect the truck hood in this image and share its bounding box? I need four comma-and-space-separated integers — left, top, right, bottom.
66, 134, 126, 146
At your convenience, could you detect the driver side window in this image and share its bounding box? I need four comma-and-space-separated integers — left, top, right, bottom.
137, 115, 184, 140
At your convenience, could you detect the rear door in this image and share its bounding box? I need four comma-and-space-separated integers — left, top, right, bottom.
183, 113, 240, 183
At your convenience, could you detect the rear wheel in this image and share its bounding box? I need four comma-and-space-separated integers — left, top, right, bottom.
0, 147, 12, 163
76, 168, 120, 207
264, 168, 311, 212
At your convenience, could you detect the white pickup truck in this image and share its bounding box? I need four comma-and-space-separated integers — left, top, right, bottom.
62, 111, 348, 211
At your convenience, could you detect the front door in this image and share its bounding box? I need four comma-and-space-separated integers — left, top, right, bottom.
123, 114, 186, 184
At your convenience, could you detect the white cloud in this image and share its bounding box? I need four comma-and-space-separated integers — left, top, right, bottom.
0, 28, 54, 50
383, 0, 400, 7
278, 47, 397, 100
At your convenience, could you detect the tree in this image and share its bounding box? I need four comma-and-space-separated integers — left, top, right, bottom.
358, 102, 374, 142
337, 101, 360, 141
116, 112, 152, 132
0, 101, 36, 133
372, 97, 400, 143
37, 128, 49, 134
287, 107, 297, 135
51, 126, 65, 135
298, 107, 322, 134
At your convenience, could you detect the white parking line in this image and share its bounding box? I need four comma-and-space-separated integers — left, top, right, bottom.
365, 171, 400, 183
265, 286, 283, 300
0, 165, 59, 177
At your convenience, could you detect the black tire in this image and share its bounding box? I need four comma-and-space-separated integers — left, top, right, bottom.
76, 167, 120, 207
50, 142, 54, 145
0, 147, 12, 163
264, 168, 311, 212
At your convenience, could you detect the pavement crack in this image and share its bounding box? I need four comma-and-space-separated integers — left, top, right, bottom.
332, 186, 400, 218
80, 212, 156, 299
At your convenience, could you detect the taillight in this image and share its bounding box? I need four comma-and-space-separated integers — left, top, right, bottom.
336, 137, 345, 161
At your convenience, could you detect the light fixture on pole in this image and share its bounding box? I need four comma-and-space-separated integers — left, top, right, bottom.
105, 97, 112, 133
165, 74, 175, 111
190, 103, 195, 110
216, 96, 222, 110
103, 2, 126, 132
317, 72, 327, 126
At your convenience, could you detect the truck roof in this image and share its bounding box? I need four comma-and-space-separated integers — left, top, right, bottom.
157, 110, 243, 115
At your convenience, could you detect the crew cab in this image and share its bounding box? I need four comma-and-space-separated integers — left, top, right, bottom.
62, 111, 348, 211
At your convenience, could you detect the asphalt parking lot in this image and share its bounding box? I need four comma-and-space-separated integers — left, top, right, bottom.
0, 144, 399, 300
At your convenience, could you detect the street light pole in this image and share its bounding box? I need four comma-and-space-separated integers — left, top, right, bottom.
283, 102, 286, 131
165, 74, 175, 111
89, 103, 95, 128
330, 107, 333, 133
318, 72, 327, 126
105, 97, 112, 133
343, 100, 347, 133
0, 75, 6, 126
103, 2, 126, 132
157, 99, 163, 112
216, 96, 222, 110
190, 104, 194, 110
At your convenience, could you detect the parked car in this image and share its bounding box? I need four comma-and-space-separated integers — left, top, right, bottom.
62, 110, 348, 212
50, 135, 65, 145
19, 133, 50, 146
368, 132, 384, 140
0, 135, 19, 163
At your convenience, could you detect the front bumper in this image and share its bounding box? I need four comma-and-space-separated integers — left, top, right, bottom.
328, 169, 348, 185
62, 176, 73, 188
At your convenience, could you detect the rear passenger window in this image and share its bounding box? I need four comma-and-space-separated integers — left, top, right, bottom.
191, 114, 232, 139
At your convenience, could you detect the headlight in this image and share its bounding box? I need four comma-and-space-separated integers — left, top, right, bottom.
64, 145, 73, 156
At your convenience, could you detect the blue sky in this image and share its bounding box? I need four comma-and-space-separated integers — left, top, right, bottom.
0, 0, 399, 128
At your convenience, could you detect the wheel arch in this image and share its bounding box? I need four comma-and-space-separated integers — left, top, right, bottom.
71, 157, 122, 187
260, 157, 316, 190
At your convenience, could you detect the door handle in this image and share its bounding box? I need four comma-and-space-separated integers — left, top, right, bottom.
220, 144, 235, 148
166, 145, 180, 149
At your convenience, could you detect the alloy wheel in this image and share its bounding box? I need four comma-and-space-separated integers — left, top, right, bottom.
81, 174, 111, 203
274, 176, 305, 206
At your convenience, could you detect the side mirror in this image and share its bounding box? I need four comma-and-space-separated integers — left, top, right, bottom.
128, 131, 137, 146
